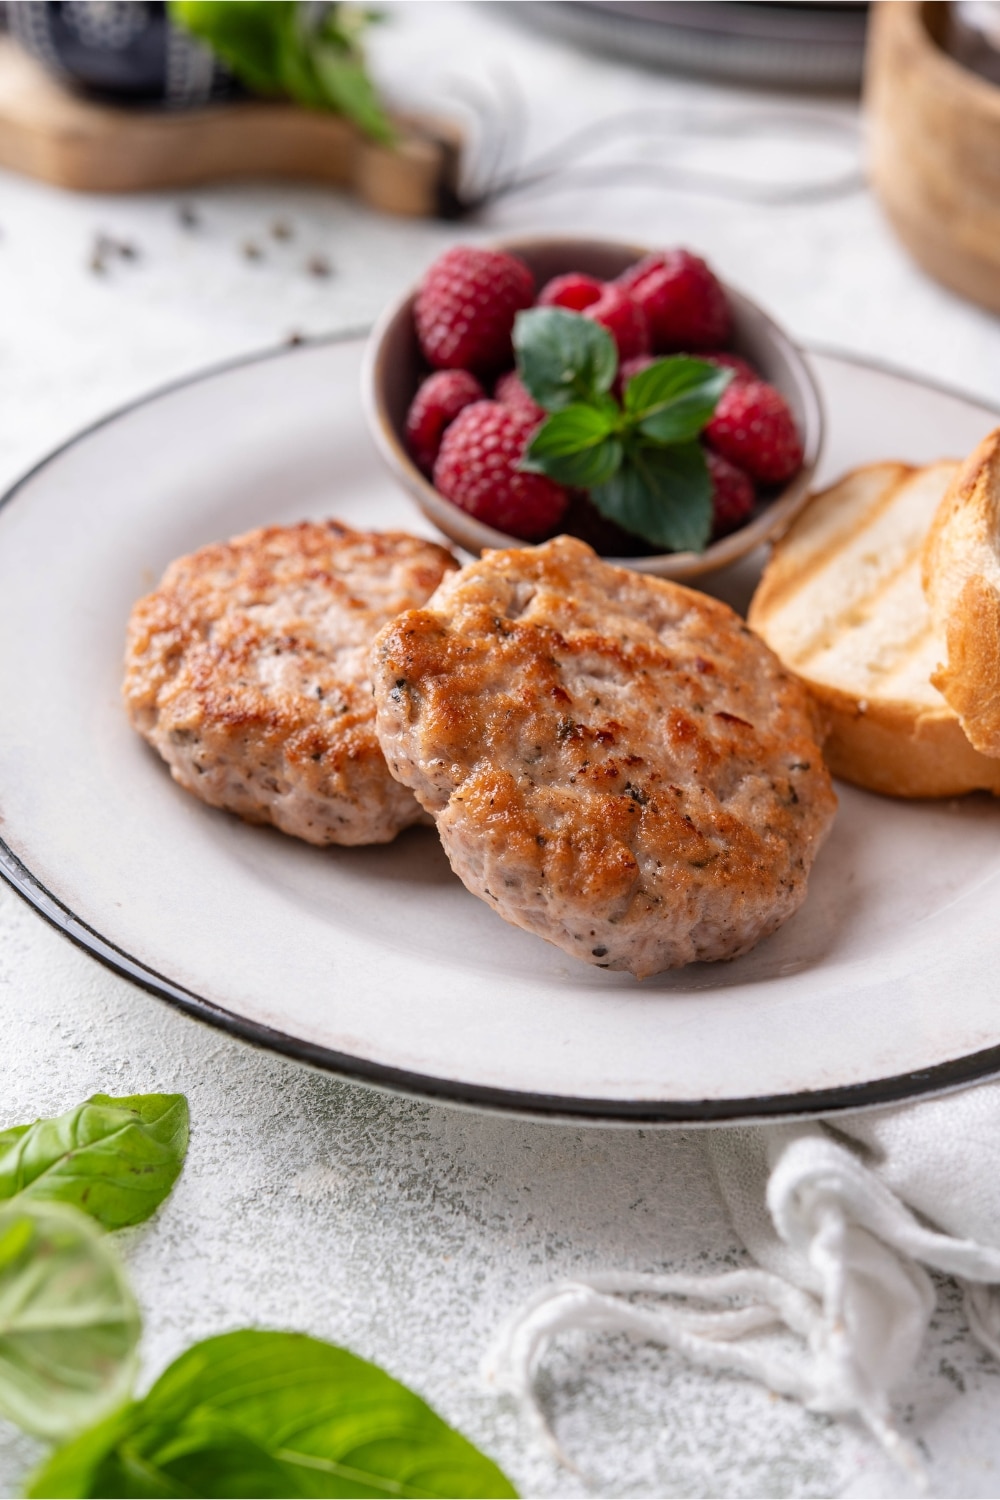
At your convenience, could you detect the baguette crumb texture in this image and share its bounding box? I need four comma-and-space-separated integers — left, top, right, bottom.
749, 460, 1000, 799
923, 428, 1000, 757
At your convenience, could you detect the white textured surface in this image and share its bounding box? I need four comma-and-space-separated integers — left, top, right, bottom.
3, 4, 1000, 1495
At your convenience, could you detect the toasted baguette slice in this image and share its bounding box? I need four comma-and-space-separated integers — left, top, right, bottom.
922, 429, 1000, 757
748, 460, 1000, 798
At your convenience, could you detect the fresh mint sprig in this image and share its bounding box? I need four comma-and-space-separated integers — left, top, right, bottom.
514, 308, 732, 553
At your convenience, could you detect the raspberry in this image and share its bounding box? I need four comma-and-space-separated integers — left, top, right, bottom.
618, 250, 731, 351
405, 370, 484, 475
705, 380, 803, 486
537, 273, 604, 311
706, 449, 755, 536
585, 284, 650, 361
433, 401, 568, 541
415, 247, 535, 374
494, 370, 546, 423
704, 351, 757, 385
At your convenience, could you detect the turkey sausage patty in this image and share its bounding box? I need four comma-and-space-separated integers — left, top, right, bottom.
124, 521, 457, 846
371, 536, 836, 976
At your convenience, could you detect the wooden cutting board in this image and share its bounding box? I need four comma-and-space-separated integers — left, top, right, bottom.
0, 37, 460, 217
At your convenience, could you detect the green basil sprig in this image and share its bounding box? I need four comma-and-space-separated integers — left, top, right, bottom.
514, 308, 732, 553
6, 1096, 515, 1499
28, 1330, 518, 1499
0, 1203, 140, 1441
0, 1094, 189, 1231
168, 2, 393, 144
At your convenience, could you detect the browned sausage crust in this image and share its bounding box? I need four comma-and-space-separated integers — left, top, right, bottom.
371, 536, 836, 977
123, 521, 457, 845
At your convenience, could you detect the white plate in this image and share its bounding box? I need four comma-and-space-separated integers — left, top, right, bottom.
1, 336, 999, 1123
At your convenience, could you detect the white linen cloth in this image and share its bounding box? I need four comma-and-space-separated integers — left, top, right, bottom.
487, 1082, 1000, 1487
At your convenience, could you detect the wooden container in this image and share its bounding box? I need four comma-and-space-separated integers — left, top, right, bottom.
0, 38, 460, 218
866, 1, 1000, 313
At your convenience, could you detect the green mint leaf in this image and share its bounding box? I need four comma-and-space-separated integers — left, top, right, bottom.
623, 355, 728, 416
521, 404, 622, 488
29, 1330, 518, 1499
625, 357, 732, 445
522, 403, 617, 454
513, 308, 617, 411
527, 436, 623, 490
0, 1094, 189, 1231
0, 1202, 139, 1441
591, 442, 713, 553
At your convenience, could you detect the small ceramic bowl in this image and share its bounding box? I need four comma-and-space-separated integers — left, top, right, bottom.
362, 237, 823, 579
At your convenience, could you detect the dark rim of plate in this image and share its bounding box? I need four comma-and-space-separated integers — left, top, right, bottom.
1, 328, 998, 1126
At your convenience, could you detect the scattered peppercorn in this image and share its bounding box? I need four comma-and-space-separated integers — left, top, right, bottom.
306, 254, 333, 279
88, 232, 142, 273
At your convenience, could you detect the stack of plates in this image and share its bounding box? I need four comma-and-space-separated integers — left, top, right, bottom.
507, 2, 870, 90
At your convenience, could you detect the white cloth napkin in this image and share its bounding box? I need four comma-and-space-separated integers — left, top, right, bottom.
487, 1081, 1000, 1487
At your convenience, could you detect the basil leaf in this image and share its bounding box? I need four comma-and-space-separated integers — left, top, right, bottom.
0, 1202, 139, 1441
591, 442, 713, 553
20, 1407, 138, 1500
313, 50, 395, 144
42, 1410, 301, 1499
169, 2, 291, 93
513, 308, 617, 411
29, 1330, 518, 1499
0, 1094, 189, 1231
521, 405, 622, 488
624, 358, 732, 445
168, 2, 394, 143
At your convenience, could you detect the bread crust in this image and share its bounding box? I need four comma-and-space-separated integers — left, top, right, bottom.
923, 429, 1000, 757
750, 460, 1000, 799
797, 682, 1000, 799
